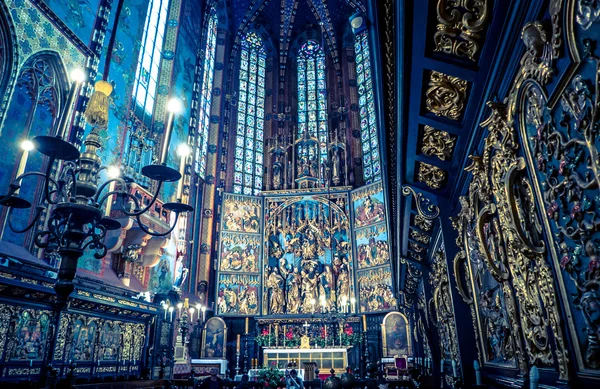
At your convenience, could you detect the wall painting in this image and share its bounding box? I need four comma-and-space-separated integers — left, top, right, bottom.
216, 273, 260, 316
381, 311, 411, 357
356, 267, 396, 313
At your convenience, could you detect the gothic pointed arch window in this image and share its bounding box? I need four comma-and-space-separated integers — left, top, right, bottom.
132, 0, 171, 120
233, 31, 266, 195
354, 32, 381, 183
0, 54, 67, 246
297, 40, 328, 175
195, 10, 218, 178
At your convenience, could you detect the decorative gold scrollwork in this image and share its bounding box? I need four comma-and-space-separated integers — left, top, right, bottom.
421, 125, 457, 161
452, 250, 472, 304
402, 185, 441, 219
433, 0, 490, 61
425, 71, 468, 119
416, 162, 448, 189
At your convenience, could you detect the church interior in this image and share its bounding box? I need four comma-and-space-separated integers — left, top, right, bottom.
0, 0, 599, 388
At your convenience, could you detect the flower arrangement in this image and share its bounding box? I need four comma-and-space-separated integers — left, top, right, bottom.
255, 328, 275, 347
256, 365, 286, 389
340, 323, 362, 346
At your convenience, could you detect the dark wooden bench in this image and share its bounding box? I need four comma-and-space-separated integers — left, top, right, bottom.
73, 380, 173, 389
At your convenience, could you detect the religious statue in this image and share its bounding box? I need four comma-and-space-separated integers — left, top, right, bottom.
273, 160, 283, 189
336, 261, 350, 308
331, 150, 340, 186
302, 272, 319, 313
267, 267, 285, 314
319, 265, 335, 311
286, 267, 302, 314
520, 21, 554, 84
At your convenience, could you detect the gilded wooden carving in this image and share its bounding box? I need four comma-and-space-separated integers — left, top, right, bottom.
416, 162, 447, 189
434, 0, 490, 60
425, 71, 467, 119
421, 125, 456, 161
429, 244, 460, 368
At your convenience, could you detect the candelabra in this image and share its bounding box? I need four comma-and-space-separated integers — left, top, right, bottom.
162, 300, 207, 346
0, 74, 194, 374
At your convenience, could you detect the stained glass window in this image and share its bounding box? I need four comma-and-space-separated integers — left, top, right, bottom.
133, 0, 170, 117
354, 32, 381, 183
195, 11, 218, 178
233, 32, 265, 195
297, 40, 328, 170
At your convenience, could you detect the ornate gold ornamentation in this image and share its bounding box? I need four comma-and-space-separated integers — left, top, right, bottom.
416, 162, 447, 189
453, 100, 570, 378
425, 71, 467, 119
410, 230, 431, 245
421, 126, 456, 161
429, 245, 460, 369
434, 0, 490, 60
402, 185, 440, 219
409, 241, 426, 254
414, 214, 434, 232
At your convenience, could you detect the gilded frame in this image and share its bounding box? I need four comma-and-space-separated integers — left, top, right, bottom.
381, 311, 412, 357
201, 317, 227, 359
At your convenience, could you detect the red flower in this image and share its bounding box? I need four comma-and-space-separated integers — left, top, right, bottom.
344, 324, 353, 336
262, 328, 269, 335
286, 331, 293, 340
320, 327, 326, 338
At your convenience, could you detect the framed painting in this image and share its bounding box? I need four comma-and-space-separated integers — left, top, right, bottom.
201, 317, 227, 358
381, 311, 411, 357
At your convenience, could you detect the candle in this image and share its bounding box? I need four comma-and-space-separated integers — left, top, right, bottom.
160, 98, 183, 164
362, 315, 367, 331
245, 317, 249, 334
169, 306, 174, 321
236, 334, 241, 353
163, 304, 168, 320
202, 306, 206, 322
58, 71, 85, 140
105, 180, 116, 216
177, 302, 183, 317
351, 297, 356, 314
15, 149, 29, 183
189, 307, 195, 321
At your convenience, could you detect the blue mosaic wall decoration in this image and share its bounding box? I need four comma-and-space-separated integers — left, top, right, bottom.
42, 0, 103, 45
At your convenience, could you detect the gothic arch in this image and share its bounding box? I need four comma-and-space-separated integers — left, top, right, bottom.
0, 50, 69, 248
0, 1, 19, 133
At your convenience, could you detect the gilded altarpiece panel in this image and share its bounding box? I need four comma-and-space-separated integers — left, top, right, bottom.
53, 313, 146, 364
262, 192, 355, 315
217, 193, 262, 316
514, 9, 600, 373
0, 304, 53, 368
453, 0, 600, 378
429, 240, 460, 376
352, 182, 397, 313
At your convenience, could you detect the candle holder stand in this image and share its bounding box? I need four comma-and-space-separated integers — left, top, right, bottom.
243, 335, 249, 374
235, 351, 241, 377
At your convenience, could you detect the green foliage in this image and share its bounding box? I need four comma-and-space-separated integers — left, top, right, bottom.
256, 366, 286, 389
